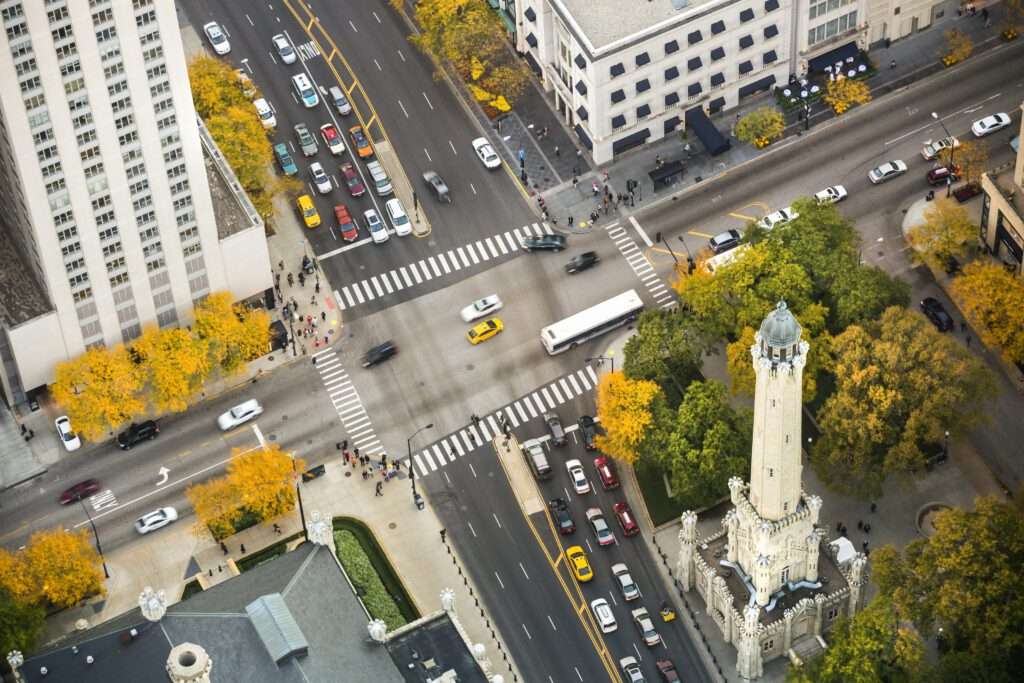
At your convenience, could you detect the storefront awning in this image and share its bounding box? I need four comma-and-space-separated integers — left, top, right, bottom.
612, 127, 650, 155
807, 41, 859, 72
574, 124, 593, 150
738, 74, 775, 98
685, 107, 731, 156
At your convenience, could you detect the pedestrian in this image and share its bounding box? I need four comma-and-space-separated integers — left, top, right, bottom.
592, 180, 600, 196
864, 523, 871, 534
298, 272, 306, 287
572, 176, 578, 190
354, 446, 360, 459
966, 335, 972, 347
275, 273, 281, 287
960, 321, 966, 333
890, 59, 896, 69
278, 260, 285, 271
315, 281, 321, 294
362, 469, 368, 480
375, 481, 383, 496
568, 215, 574, 226
870, 502, 877, 513
381, 453, 388, 467
321, 311, 327, 321
836, 521, 843, 532
554, 145, 560, 157
471, 414, 480, 426
542, 126, 549, 138
857, 520, 863, 530
240, 544, 246, 554
287, 272, 294, 286
220, 541, 229, 555
273, 523, 282, 534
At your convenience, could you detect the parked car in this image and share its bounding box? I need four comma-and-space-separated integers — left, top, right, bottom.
460, 294, 503, 323
971, 113, 1011, 137
320, 123, 346, 156
217, 399, 263, 431
472, 137, 501, 169
335, 204, 358, 242
203, 21, 231, 55
55, 416, 81, 452
339, 162, 365, 197
922, 136, 959, 161
384, 198, 412, 237
296, 194, 320, 228
814, 185, 848, 204
423, 171, 451, 202
709, 229, 742, 254
565, 251, 600, 274
868, 160, 908, 184
612, 563, 641, 601
348, 125, 374, 158
59, 479, 100, 505
757, 206, 799, 231
577, 415, 598, 450
593, 455, 620, 490
548, 497, 575, 534
926, 165, 960, 186
294, 123, 317, 157
309, 162, 332, 194
620, 656, 645, 683
632, 607, 661, 646
590, 598, 617, 633
271, 33, 296, 64
586, 507, 616, 546
521, 234, 566, 252
365, 208, 389, 244
656, 660, 681, 682
466, 318, 503, 345
920, 297, 954, 331
116, 420, 159, 450
329, 86, 352, 116
135, 507, 178, 535
545, 412, 566, 446
273, 143, 298, 176
362, 340, 397, 368
565, 459, 590, 494
566, 545, 593, 582
253, 98, 276, 129
614, 501, 640, 536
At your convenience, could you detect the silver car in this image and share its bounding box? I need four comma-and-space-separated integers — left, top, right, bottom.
272, 34, 296, 64
294, 123, 318, 157
217, 399, 263, 431
868, 160, 907, 184
423, 171, 451, 203
203, 21, 231, 55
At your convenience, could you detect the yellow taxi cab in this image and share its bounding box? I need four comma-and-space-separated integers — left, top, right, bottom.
566, 545, 593, 583
349, 125, 374, 159
296, 194, 320, 228
466, 318, 503, 345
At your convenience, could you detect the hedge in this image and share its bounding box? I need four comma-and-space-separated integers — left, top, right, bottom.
334, 530, 407, 630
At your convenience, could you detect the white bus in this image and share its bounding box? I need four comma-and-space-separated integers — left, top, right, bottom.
540, 290, 645, 355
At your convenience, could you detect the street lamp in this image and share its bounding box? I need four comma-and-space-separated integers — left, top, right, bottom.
677, 235, 696, 274
290, 455, 308, 541
77, 498, 109, 579
408, 423, 434, 508
586, 355, 614, 373
931, 112, 956, 198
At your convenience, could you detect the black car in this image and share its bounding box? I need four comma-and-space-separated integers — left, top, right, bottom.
521, 234, 566, 252
116, 420, 159, 450
565, 251, 600, 274
920, 297, 954, 331
578, 415, 598, 450
362, 340, 397, 368
708, 229, 741, 255
548, 497, 576, 535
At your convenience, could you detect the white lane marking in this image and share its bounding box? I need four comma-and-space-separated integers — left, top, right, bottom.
449, 140, 457, 155
522, 624, 532, 640
349, 20, 358, 32
398, 49, 406, 62
424, 148, 432, 162
468, 521, 477, 537
495, 571, 505, 589
492, 513, 502, 529
520, 562, 530, 579
548, 615, 557, 631
629, 215, 654, 247
468, 462, 477, 478
398, 100, 409, 118
245, 14, 254, 26
470, 183, 477, 195
372, 11, 382, 23
423, 92, 434, 110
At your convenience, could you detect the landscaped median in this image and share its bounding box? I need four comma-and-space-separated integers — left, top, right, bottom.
333, 517, 417, 630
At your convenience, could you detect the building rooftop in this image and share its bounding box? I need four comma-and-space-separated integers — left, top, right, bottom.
198, 116, 263, 241
386, 613, 489, 683
0, 225, 53, 328
990, 165, 1024, 222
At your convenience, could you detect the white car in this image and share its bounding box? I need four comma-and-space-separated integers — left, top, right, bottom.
203, 21, 230, 55
217, 399, 263, 431
272, 34, 296, 64
253, 98, 276, 130
310, 162, 332, 194
586, 507, 615, 546
384, 198, 412, 237
971, 113, 1011, 138
460, 294, 503, 322
868, 160, 908, 184
135, 507, 178, 535
320, 123, 346, 156
632, 607, 661, 646
55, 416, 81, 452
590, 598, 617, 633
612, 563, 641, 601
365, 208, 389, 244
814, 185, 847, 205
620, 656, 645, 683
756, 206, 799, 230
922, 136, 959, 161
565, 459, 590, 494
472, 137, 501, 169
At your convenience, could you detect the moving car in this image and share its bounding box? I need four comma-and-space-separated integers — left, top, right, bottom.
920, 297, 954, 331
460, 294, 503, 323
545, 412, 566, 446
632, 607, 661, 646
814, 185, 848, 204
612, 563, 641, 601
217, 399, 263, 431
548, 497, 576, 534
362, 340, 397, 368
594, 456, 620, 490
297, 194, 320, 228
423, 171, 451, 202
868, 160, 908, 184
320, 123, 346, 156
620, 656, 646, 683
294, 123, 317, 157
971, 113, 1011, 137
364, 208, 389, 244
203, 21, 230, 55
577, 415, 597, 450
472, 137, 501, 169
565, 459, 590, 494
274, 143, 298, 176
116, 420, 159, 450
586, 507, 615, 546
922, 136, 959, 161
590, 598, 617, 633
309, 162, 332, 194
656, 660, 681, 682
927, 165, 960, 186
329, 86, 352, 116
521, 234, 566, 252
135, 507, 178, 535
709, 229, 741, 254
349, 125, 374, 158
384, 198, 412, 237
339, 162, 365, 197
272, 34, 296, 64
335, 205, 358, 242
59, 479, 100, 505
466, 318, 503, 345
55, 416, 81, 452
253, 98, 276, 129
614, 501, 640, 536
565, 251, 599, 274
757, 206, 799, 231
566, 545, 593, 582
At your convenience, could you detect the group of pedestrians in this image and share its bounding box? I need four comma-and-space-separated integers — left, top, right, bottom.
337, 441, 402, 496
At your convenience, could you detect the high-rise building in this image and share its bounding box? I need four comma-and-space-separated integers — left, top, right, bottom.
0, 0, 271, 407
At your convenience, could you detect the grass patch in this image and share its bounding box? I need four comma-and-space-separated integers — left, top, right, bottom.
635, 460, 689, 526
332, 517, 417, 629
236, 532, 302, 572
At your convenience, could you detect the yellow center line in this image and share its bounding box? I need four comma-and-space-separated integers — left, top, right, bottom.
178, 449, 192, 459
688, 229, 714, 238
728, 212, 757, 221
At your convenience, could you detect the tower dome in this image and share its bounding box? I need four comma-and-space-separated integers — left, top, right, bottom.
757, 301, 803, 361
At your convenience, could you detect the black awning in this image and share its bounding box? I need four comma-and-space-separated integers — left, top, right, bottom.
740, 8, 755, 22
526, 33, 538, 48
611, 114, 626, 129
636, 103, 651, 118
807, 41, 859, 72
711, 46, 725, 61
711, 72, 725, 86
636, 52, 650, 66
763, 50, 777, 65
525, 51, 542, 76
612, 127, 650, 155
709, 96, 726, 113
765, 0, 779, 10
685, 106, 731, 156
688, 56, 702, 71
738, 73, 776, 97
611, 89, 625, 103
739, 35, 754, 49
665, 66, 679, 81
688, 31, 702, 45
576, 105, 588, 121
574, 123, 593, 150
610, 62, 625, 77
649, 160, 685, 185
575, 80, 588, 95
711, 20, 726, 34
525, 7, 537, 22
665, 40, 679, 54
665, 92, 680, 106
764, 24, 779, 39
636, 78, 650, 93
664, 116, 681, 134
687, 82, 702, 97
739, 61, 753, 74
574, 53, 586, 69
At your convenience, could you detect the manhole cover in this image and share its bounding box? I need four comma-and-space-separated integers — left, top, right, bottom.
388, 522, 397, 530
344, 471, 351, 478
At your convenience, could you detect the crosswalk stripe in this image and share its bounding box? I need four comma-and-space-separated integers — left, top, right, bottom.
351, 284, 365, 304
567, 373, 582, 395
347, 415, 371, 430
549, 382, 565, 404
360, 281, 376, 301
317, 357, 340, 371
380, 275, 394, 294
422, 449, 437, 471
512, 228, 525, 243
428, 256, 442, 277
449, 436, 465, 457
542, 386, 557, 408
348, 425, 376, 440
504, 406, 519, 427
324, 377, 350, 391
486, 415, 501, 436
456, 247, 470, 268
321, 369, 346, 383
413, 454, 427, 476
417, 259, 433, 280
459, 429, 475, 451
515, 401, 529, 422
365, 443, 386, 456
586, 366, 598, 384
342, 287, 356, 307
474, 241, 490, 261
338, 404, 365, 419
400, 266, 413, 287
503, 233, 519, 251
466, 243, 481, 264
575, 369, 591, 390
409, 262, 423, 284
609, 228, 626, 238
485, 237, 500, 258
437, 252, 452, 274
367, 276, 381, 297
559, 378, 573, 398
431, 443, 448, 464
541, 222, 554, 234
388, 270, 403, 291
467, 424, 483, 443
525, 394, 541, 417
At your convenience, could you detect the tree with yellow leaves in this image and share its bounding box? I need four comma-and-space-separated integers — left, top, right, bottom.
594, 372, 663, 464
950, 261, 1024, 363
52, 345, 146, 441
187, 476, 243, 540
938, 139, 988, 186
942, 28, 973, 66
192, 292, 270, 375
823, 76, 871, 115
229, 444, 303, 524
207, 105, 275, 193
188, 55, 250, 119
22, 529, 105, 608
133, 326, 211, 413
0, 549, 35, 605
906, 197, 977, 274
734, 107, 785, 148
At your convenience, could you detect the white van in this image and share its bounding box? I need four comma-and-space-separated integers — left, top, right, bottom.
366, 160, 393, 197
253, 98, 276, 129
703, 244, 750, 275
384, 198, 411, 236
291, 73, 319, 108
329, 85, 352, 116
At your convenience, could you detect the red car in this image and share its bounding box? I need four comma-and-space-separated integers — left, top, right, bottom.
594, 456, 620, 490
656, 659, 680, 682
335, 205, 358, 242
59, 479, 100, 505
339, 162, 365, 197
613, 501, 640, 536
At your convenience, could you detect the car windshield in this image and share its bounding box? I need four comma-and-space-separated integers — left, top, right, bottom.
474, 299, 491, 311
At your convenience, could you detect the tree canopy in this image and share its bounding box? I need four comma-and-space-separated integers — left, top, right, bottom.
622, 309, 704, 404
51, 345, 146, 441
906, 198, 977, 273
823, 77, 871, 114
0, 588, 45, 659
133, 326, 211, 413
950, 261, 1024, 363
23, 529, 105, 608
594, 372, 663, 464
734, 107, 785, 147
192, 292, 270, 375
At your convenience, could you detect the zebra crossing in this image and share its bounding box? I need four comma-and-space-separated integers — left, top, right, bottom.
606, 223, 676, 309
296, 40, 321, 62
409, 365, 600, 477
312, 347, 386, 457
334, 222, 554, 311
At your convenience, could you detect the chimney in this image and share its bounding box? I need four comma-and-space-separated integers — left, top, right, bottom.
166, 643, 212, 683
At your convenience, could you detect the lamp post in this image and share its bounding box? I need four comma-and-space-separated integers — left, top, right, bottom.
290, 455, 308, 541
408, 423, 434, 505
77, 498, 109, 579
677, 235, 696, 274
655, 232, 679, 266
586, 355, 614, 373
931, 112, 956, 198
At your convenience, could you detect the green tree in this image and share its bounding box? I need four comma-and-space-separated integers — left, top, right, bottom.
622, 310, 704, 404
52, 345, 146, 442
951, 261, 1024, 364
0, 587, 45, 657
829, 264, 910, 331
812, 306, 995, 498
906, 198, 977, 273
734, 107, 785, 147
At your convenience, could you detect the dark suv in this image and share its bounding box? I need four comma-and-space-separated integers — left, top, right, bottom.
362, 340, 397, 368
548, 497, 575, 535
920, 297, 954, 331
521, 234, 566, 252
117, 420, 159, 450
